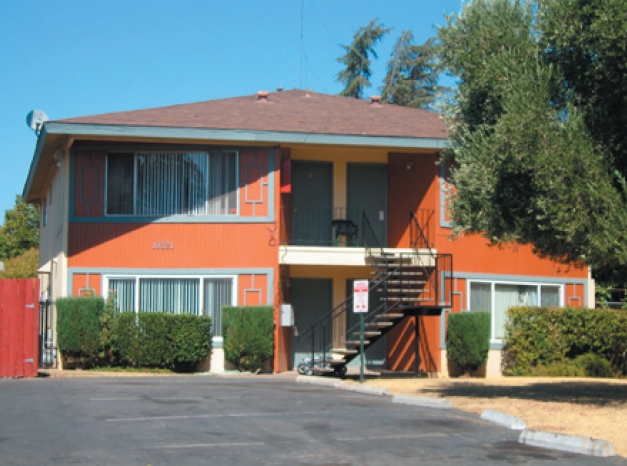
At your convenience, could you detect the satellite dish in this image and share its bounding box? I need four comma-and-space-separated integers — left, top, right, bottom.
26, 110, 49, 134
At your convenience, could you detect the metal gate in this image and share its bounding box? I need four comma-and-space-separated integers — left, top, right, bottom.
0, 279, 40, 378
39, 299, 57, 368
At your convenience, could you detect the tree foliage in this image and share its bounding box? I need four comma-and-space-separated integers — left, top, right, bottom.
381, 32, 440, 109
0, 247, 39, 278
336, 19, 391, 99
437, 0, 627, 268
0, 196, 40, 261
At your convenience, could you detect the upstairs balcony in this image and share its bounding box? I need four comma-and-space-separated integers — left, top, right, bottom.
278, 206, 436, 267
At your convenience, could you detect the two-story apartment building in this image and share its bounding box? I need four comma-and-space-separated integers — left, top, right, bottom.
24, 90, 592, 375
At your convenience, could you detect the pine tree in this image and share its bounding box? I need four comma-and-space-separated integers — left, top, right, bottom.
336, 19, 391, 99
381, 32, 440, 109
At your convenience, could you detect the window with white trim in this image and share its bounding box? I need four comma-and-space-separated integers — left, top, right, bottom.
106, 151, 238, 216
105, 275, 235, 336
468, 281, 563, 340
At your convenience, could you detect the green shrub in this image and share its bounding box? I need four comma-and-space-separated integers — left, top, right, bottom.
573, 353, 614, 378
223, 306, 274, 372
56, 297, 105, 367
114, 313, 211, 371
504, 307, 627, 375
523, 353, 614, 378
447, 312, 491, 376
170, 314, 212, 372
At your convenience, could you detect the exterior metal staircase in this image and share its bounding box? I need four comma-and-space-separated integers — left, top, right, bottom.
296, 210, 453, 377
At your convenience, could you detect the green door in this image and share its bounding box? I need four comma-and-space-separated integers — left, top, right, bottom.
291, 278, 333, 368
347, 163, 387, 247
292, 161, 333, 246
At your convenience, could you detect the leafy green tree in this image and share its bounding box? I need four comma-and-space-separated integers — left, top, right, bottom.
436, 0, 627, 268
0, 247, 39, 278
381, 32, 440, 109
337, 19, 391, 99
0, 196, 40, 261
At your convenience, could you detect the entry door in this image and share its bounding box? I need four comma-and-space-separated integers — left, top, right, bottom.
347, 164, 387, 247
291, 278, 333, 368
346, 279, 387, 367
292, 161, 333, 246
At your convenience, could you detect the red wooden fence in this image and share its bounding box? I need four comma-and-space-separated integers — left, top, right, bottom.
0, 279, 40, 378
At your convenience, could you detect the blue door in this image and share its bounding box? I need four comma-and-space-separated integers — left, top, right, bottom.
347, 163, 387, 247
291, 278, 333, 368
292, 161, 333, 246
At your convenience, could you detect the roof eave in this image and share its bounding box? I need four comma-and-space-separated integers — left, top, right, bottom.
44, 122, 449, 150
22, 125, 49, 202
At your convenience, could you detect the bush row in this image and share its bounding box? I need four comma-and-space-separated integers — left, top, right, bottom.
504, 306, 627, 375
56, 297, 212, 371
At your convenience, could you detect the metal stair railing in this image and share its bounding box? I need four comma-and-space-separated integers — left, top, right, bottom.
295, 267, 395, 372
409, 209, 453, 308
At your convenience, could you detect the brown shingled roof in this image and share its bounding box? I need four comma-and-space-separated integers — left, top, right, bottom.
59, 90, 448, 139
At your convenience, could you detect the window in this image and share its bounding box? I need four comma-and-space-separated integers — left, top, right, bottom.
106, 275, 234, 336
106, 151, 238, 216
469, 281, 563, 340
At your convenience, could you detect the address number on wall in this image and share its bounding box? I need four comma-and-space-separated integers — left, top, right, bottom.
153, 241, 174, 250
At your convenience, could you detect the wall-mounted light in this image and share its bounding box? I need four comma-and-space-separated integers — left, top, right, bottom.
406, 160, 415, 171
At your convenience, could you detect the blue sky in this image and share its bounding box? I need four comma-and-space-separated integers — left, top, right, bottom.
0, 0, 462, 223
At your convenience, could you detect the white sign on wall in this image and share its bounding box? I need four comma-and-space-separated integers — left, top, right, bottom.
353, 280, 369, 313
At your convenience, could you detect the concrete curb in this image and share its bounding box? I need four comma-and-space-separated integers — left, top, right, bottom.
296, 375, 343, 387
340, 383, 390, 396
480, 409, 527, 430
392, 395, 452, 409
518, 429, 616, 457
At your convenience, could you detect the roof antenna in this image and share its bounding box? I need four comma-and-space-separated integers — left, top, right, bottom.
26, 110, 49, 137
299, 0, 305, 90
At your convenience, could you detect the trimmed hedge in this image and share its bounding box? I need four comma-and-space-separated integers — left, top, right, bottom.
504, 307, 627, 375
223, 306, 274, 372
56, 296, 212, 371
56, 297, 105, 366
447, 311, 491, 375
115, 313, 212, 371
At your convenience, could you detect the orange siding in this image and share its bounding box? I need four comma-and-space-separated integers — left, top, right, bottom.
386, 315, 440, 373
238, 273, 268, 306
239, 148, 271, 218
437, 232, 587, 278
72, 273, 102, 296
387, 152, 438, 248
74, 151, 105, 218
68, 223, 278, 269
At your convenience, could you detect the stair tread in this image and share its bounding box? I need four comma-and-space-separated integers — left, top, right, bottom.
366, 322, 394, 328
344, 340, 370, 346
353, 331, 382, 336
387, 288, 428, 293
381, 297, 433, 302
333, 348, 358, 355
325, 358, 346, 365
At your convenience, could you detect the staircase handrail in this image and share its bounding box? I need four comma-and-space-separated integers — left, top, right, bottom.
409, 209, 434, 253
296, 267, 393, 343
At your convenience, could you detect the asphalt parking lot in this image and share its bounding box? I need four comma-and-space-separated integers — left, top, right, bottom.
1, 374, 625, 465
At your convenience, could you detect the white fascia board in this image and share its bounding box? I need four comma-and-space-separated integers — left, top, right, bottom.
23, 126, 49, 200
44, 122, 448, 150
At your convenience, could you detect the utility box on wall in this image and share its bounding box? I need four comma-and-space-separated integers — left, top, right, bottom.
280, 304, 294, 327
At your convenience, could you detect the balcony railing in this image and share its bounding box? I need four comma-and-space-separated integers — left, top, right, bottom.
281, 206, 365, 247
